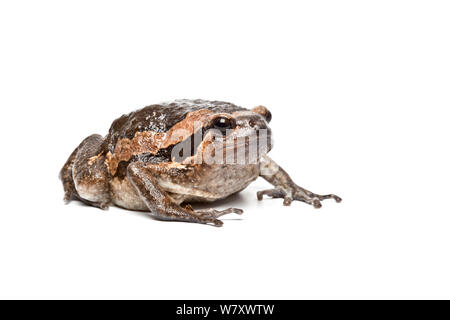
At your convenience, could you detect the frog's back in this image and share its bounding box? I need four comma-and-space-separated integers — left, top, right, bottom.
104, 99, 247, 152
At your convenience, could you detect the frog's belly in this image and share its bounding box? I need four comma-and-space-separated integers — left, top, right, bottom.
159, 164, 260, 203
110, 164, 259, 210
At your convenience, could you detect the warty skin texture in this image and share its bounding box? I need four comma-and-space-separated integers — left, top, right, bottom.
60, 99, 341, 226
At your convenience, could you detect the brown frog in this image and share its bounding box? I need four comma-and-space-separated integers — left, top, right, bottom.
60, 99, 341, 226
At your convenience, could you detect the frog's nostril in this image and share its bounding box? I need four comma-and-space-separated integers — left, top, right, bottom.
249, 119, 266, 130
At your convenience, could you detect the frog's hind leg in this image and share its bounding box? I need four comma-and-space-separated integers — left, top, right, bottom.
126, 162, 242, 227
60, 134, 111, 209
60, 142, 82, 203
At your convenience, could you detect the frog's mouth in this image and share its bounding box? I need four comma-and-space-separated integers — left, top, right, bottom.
199, 127, 272, 165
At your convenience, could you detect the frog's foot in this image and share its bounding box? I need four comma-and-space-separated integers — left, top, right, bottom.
64, 191, 110, 210
63, 191, 72, 203
184, 205, 243, 227
91, 200, 110, 210
193, 207, 244, 218
257, 189, 295, 206
257, 188, 341, 208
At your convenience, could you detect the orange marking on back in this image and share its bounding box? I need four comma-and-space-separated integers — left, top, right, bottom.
107, 109, 213, 175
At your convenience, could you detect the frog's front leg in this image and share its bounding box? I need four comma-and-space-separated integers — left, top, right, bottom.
126, 162, 242, 227
257, 155, 341, 208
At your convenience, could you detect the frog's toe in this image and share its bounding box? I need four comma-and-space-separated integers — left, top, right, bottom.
283, 196, 293, 206
63, 190, 76, 203
257, 189, 286, 201
195, 215, 224, 227
332, 195, 342, 203
312, 198, 322, 208
201, 217, 223, 227
294, 192, 342, 207
314, 193, 342, 203
98, 202, 110, 210
292, 192, 343, 208
195, 207, 243, 219
226, 208, 244, 215
63, 193, 71, 203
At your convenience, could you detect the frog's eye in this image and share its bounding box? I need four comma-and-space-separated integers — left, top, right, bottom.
251, 105, 272, 123
212, 116, 236, 134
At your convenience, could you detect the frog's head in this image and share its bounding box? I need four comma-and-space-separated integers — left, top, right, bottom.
177, 106, 273, 165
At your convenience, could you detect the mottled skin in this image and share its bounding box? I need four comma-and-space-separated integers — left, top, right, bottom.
60, 99, 341, 226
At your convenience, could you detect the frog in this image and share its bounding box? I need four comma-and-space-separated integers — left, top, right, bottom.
60, 99, 341, 226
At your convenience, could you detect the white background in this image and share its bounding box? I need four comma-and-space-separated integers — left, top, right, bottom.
1, 0, 449, 299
